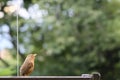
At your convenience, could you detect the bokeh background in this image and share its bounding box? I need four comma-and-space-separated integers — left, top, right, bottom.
0, 0, 120, 80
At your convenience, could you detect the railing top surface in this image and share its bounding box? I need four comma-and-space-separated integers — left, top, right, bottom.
0, 73, 101, 80
0, 76, 91, 78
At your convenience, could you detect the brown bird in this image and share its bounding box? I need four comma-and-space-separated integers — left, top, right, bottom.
20, 54, 37, 76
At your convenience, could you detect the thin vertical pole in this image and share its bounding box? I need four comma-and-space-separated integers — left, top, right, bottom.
16, 6, 19, 76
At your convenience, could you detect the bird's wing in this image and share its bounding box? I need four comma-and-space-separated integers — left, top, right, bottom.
20, 61, 33, 76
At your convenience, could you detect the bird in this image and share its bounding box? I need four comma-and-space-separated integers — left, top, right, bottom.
20, 54, 37, 76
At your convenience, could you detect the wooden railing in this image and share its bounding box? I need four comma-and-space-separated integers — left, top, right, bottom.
0, 73, 101, 80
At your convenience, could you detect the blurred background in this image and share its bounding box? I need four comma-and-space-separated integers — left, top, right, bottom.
0, 0, 120, 80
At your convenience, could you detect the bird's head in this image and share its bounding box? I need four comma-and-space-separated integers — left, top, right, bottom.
26, 54, 37, 61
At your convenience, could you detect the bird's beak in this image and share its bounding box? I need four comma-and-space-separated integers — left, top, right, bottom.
33, 54, 37, 56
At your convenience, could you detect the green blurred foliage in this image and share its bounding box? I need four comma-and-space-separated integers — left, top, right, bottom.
0, 0, 120, 80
